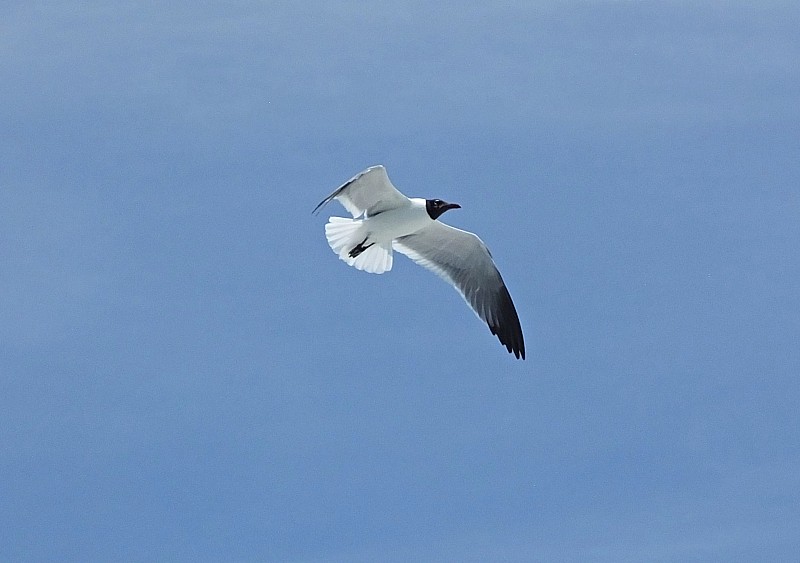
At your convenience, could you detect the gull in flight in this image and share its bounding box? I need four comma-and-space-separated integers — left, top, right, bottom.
314, 165, 525, 359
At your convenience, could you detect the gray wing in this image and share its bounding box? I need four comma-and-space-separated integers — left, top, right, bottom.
393, 222, 525, 359
312, 165, 409, 218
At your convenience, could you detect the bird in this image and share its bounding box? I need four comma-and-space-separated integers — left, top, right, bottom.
313, 165, 525, 359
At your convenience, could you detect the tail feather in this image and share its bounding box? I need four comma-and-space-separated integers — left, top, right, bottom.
325, 216, 364, 257
351, 241, 393, 273
324, 216, 393, 274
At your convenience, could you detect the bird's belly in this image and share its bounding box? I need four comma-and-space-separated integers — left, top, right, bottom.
364, 206, 431, 243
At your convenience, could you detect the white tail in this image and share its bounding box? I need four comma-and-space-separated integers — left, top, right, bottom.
324, 216, 393, 274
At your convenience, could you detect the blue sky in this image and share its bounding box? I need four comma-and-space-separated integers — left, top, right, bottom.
2, 2, 799, 561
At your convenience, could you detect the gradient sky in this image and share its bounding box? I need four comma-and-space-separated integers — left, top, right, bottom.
2, 2, 799, 562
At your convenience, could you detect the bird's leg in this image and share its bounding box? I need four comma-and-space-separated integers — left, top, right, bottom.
348, 236, 374, 258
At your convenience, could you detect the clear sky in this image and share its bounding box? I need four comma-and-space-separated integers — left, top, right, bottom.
2, 2, 799, 561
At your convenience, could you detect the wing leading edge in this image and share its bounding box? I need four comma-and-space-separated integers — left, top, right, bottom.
312, 165, 409, 218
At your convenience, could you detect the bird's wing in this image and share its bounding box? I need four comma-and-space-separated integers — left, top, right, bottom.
393, 222, 525, 359
312, 165, 410, 218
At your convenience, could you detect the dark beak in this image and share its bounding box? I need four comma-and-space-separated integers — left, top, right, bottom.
445, 202, 461, 211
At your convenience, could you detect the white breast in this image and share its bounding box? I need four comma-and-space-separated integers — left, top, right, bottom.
364, 198, 432, 244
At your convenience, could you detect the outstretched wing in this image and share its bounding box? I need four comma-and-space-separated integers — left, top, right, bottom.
394, 222, 525, 359
312, 165, 410, 218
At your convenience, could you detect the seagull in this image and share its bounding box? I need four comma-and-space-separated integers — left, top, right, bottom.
313, 165, 525, 359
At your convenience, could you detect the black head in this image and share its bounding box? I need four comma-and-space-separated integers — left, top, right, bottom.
425, 198, 461, 220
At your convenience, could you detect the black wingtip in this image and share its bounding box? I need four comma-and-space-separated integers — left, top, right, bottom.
490, 285, 525, 360
313, 174, 360, 216
499, 331, 525, 360
311, 196, 330, 216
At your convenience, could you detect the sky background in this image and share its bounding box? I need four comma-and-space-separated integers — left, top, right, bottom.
2, 2, 799, 561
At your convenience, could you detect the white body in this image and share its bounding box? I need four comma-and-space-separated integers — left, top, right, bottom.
363, 198, 431, 243
325, 198, 431, 274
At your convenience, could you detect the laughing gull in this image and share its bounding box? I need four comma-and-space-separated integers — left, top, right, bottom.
314, 165, 525, 359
